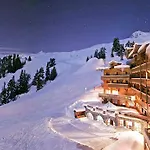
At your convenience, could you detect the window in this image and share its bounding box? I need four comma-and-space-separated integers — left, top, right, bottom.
119, 119, 124, 127
126, 120, 132, 129
134, 122, 141, 132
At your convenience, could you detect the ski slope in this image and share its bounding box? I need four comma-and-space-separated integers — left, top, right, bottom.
0, 31, 149, 150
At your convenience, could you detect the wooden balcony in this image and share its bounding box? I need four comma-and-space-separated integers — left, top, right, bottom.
131, 66, 140, 73
131, 86, 150, 104
130, 78, 140, 84
131, 87, 141, 95
131, 78, 150, 87
131, 62, 150, 73
108, 83, 129, 88
136, 98, 148, 109
141, 91, 150, 104
101, 75, 130, 80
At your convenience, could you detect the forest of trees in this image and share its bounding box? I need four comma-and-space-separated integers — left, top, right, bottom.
0, 56, 57, 105
86, 39, 135, 62
32, 58, 57, 91
86, 47, 106, 62
125, 40, 135, 48
0, 54, 26, 78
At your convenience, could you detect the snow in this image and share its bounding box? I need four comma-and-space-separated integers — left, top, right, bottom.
109, 60, 120, 64
146, 44, 150, 59
102, 101, 117, 110
74, 108, 85, 112
104, 131, 144, 150
114, 64, 130, 69
128, 43, 141, 58
137, 42, 149, 53
96, 66, 110, 71
0, 31, 149, 150
130, 30, 150, 38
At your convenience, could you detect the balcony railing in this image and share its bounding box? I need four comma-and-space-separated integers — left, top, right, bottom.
101, 75, 130, 80
130, 78, 150, 87
130, 78, 141, 84
131, 61, 150, 73
131, 87, 141, 95
141, 91, 150, 104
108, 83, 129, 88
131, 85, 150, 104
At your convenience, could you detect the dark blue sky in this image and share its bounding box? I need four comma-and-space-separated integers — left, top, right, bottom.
0, 0, 150, 53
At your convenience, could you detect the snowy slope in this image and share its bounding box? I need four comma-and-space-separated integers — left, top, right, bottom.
0, 31, 149, 150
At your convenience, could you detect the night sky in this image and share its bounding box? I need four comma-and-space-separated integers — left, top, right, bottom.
0, 0, 150, 53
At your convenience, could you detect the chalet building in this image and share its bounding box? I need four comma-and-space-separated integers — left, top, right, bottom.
101, 42, 150, 116
101, 61, 135, 108
129, 42, 150, 116
100, 42, 150, 150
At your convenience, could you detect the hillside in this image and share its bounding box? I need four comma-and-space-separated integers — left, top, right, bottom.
0, 31, 149, 150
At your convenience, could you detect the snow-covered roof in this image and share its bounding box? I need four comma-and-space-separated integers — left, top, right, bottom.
126, 47, 134, 50
109, 60, 120, 64
146, 44, 150, 59
74, 108, 85, 112
128, 49, 134, 58
128, 44, 141, 58
114, 65, 130, 69
137, 42, 149, 53
96, 66, 110, 70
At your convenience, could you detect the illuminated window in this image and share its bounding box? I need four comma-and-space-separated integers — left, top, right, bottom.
112, 90, 118, 95
130, 96, 136, 101
106, 89, 111, 94
126, 120, 132, 129
134, 122, 141, 132
119, 119, 124, 127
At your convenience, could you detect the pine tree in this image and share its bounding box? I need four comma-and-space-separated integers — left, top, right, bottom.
45, 63, 51, 82
86, 56, 89, 62
17, 70, 31, 94
50, 66, 57, 81
117, 44, 125, 57
112, 38, 120, 52
49, 58, 56, 67
120, 44, 125, 60
111, 50, 114, 57
7, 76, 17, 101
15, 55, 23, 70
12, 54, 16, 73
36, 67, 45, 91
7, 55, 13, 73
32, 70, 39, 86
100, 47, 106, 59
131, 41, 135, 47
90, 55, 93, 58
1, 64, 6, 78
94, 49, 99, 58
125, 41, 131, 47
28, 56, 32, 61
125, 41, 135, 47
0, 82, 8, 104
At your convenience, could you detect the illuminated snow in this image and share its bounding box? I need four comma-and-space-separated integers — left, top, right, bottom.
0, 31, 149, 149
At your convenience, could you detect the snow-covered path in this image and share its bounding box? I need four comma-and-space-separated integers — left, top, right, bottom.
50, 117, 117, 150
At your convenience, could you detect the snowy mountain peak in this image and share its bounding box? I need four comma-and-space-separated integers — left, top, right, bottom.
131, 30, 150, 38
